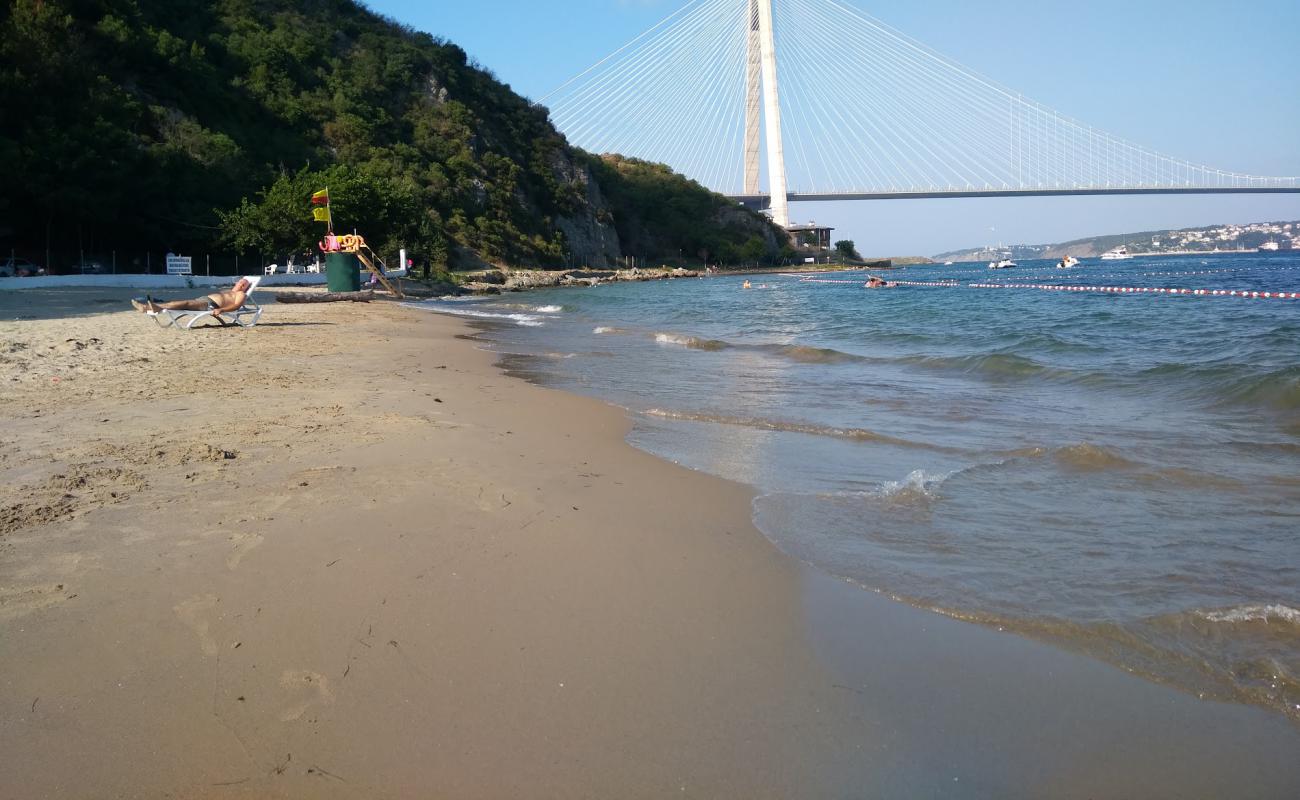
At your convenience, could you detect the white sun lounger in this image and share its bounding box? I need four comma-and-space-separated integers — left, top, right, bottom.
148, 276, 264, 330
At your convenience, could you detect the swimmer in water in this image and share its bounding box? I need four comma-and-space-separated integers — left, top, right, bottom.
742, 280, 752, 289
864, 275, 896, 288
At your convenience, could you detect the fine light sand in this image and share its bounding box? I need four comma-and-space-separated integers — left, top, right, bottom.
2, 286, 1298, 798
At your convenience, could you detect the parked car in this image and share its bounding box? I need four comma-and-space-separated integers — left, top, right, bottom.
80, 261, 109, 274
0, 257, 43, 277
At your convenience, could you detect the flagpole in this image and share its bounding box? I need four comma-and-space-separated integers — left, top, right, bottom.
326, 185, 333, 235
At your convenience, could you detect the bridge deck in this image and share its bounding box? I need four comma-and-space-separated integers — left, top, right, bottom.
731, 187, 1300, 204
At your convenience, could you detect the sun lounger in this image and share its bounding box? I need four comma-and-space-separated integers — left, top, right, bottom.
146, 276, 264, 330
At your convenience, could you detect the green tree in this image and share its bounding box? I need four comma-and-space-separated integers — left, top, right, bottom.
0, 0, 784, 272
835, 239, 860, 261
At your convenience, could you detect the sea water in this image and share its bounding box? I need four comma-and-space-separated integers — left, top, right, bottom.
415, 253, 1300, 721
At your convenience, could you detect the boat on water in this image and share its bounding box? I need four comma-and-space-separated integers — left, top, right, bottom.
988, 259, 1016, 269
1100, 246, 1133, 261
1055, 255, 1081, 269
1257, 241, 1280, 252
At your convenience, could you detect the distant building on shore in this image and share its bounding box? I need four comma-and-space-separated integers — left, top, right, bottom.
786, 222, 834, 250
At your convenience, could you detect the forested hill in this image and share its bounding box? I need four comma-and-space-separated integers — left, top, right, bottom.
0, 0, 785, 271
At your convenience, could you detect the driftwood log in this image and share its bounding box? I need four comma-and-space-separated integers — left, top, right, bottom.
275, 290, 375, 303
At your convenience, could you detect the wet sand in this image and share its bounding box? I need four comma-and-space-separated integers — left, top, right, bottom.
1, 287, 1298, 798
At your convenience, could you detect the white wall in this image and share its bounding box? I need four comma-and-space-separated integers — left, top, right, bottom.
0, 273, 328, 291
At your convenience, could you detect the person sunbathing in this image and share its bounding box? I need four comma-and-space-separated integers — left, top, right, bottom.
132, 278, 251, 315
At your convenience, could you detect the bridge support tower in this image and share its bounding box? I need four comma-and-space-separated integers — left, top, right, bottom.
744, 0, 789, 228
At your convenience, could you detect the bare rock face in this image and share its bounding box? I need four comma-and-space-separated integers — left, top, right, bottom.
714, 203, 782, 250
502, 272, 566, 291
550, 156, 622, 269
470, 267, 700, 295
425, 76, 449, 105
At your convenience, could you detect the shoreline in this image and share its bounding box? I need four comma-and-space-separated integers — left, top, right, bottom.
2, 287, 1299, 796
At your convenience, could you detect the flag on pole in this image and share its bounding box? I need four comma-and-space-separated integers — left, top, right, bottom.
310, 189, 329, 205
312, 207, 331, 222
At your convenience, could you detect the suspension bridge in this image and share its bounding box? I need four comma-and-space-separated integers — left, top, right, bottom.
542, 0, 1300, 228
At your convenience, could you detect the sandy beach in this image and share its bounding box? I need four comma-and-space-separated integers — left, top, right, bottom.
2, 285, 1299, 798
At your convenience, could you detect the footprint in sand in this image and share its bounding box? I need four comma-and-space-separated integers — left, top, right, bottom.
173, 593, 220, 656
278, 670, 334, 722
225, 531, 264, 570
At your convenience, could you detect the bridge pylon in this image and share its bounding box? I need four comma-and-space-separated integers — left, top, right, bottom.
543, 0, 1300, 206
746, 0, 789, 228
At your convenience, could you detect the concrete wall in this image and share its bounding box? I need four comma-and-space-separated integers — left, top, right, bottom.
0, 273, 328, 291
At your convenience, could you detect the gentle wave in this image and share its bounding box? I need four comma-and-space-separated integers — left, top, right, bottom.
592, 326, 620, 334
899, 352, 1071, 381
997, 443, 1139, 472
991, 445, 1246, 487
649, 331, 866, 364
1052, 443, 1139, 471
808, 470, 952, 509
1197, 604, 1300, 626
880, 597, 1300, 722
415, 306, 543, 327
653, 332, 729, 351
641, 408, 959, 452
1135, 363, 1300, 413
757, 343, 865, 364
874, 469, 950, 506
533, 305, 563, 313
1212, 367, 1300, 413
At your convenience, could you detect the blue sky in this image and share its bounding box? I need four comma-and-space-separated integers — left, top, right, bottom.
367, 0, 1300, 255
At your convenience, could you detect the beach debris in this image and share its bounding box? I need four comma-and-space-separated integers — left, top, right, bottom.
274, 290, 375, 304
306, 765, 346, 782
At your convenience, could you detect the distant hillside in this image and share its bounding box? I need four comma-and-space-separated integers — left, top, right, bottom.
0, 0, 787, 271
934, 220, 1298, 263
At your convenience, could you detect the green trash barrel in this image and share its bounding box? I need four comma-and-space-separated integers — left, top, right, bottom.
325, 252, 361, 292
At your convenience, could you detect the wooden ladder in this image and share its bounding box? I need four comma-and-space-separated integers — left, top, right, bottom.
355, 247, 403, 299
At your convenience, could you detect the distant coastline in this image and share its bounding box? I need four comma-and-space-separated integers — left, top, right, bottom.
935, 219, 1298, 262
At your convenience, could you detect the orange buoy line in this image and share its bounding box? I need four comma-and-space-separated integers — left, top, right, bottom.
778, 270, 1300, 298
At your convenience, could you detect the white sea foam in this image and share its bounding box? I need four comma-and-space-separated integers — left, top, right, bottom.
875, 469, 951, 500
593, 326, 617, 334
1197, 604, 1300, 626
416, 306, 543, 327
533, 305, 563, 313
654, 332, 692, 346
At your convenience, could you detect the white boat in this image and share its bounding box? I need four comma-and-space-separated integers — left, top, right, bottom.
1055, 255, 1081, 269
1100, 246, 1133, 261
988, 259, 1016, 269
1257, 241, 1280, 252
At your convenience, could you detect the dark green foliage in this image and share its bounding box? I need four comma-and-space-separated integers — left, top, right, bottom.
0, 0, 781, 270
587, 155, 783, 266
835, 239, 860, 261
